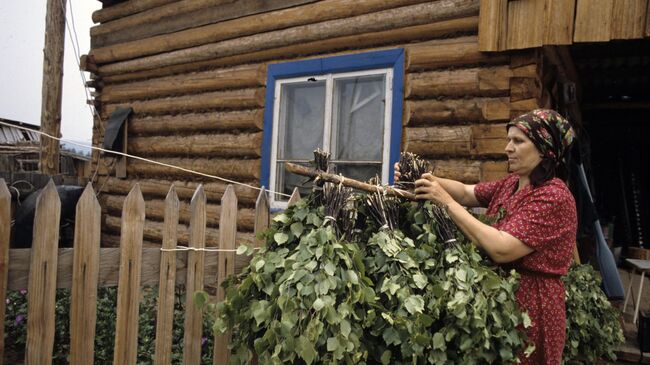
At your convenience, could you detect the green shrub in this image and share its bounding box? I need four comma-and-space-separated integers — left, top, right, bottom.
4, 286, 214, 364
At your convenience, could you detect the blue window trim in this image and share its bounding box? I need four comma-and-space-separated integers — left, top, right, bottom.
260, 48, 404, 190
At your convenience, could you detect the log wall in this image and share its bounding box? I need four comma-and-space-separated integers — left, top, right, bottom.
87, 0, 544, 247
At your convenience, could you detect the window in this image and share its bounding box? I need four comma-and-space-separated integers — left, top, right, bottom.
261, 49, 404, 208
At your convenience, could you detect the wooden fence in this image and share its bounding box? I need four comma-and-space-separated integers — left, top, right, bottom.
0, 178, 299, 365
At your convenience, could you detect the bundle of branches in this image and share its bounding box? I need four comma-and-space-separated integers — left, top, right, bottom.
561, 263, 624, 364
395, 152, 430, 190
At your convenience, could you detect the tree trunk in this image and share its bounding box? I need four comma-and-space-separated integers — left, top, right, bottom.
40, 0, 67, 175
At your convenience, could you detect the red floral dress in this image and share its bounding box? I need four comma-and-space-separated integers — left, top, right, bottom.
474, 174, 577, 365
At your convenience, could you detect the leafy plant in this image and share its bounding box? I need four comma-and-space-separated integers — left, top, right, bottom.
562, 263, 625, 364
5, 286, 214, 364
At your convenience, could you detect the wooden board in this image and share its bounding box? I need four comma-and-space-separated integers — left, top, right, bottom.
478, 0, 507, 51
25, 181, 60, 365
0, 180, 10, 364
574, 0, 614, 42
544, 0, 577, 45
69, 184, 101, 365
506, 0, 545, 49
610, 0, 648, 39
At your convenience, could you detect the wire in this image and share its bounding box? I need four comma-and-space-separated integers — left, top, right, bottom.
0, 119, 291, 197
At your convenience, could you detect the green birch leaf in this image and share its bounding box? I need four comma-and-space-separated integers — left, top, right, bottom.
290, 222, 304, 237
274, 232, 289, 245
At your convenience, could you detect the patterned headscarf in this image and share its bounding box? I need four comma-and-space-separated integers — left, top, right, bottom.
506, 109, 575, 186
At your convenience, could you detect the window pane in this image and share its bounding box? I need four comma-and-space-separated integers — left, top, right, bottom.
332, 74, 386, 162
331, 163, 382, 183
277, 81, 325, 160
274, 161, 313, 201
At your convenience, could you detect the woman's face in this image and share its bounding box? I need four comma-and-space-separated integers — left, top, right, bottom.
505, 126, 542, 177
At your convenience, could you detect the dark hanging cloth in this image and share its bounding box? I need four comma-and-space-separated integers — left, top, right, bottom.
103, 107, 133, 152
567, 139, 625, 299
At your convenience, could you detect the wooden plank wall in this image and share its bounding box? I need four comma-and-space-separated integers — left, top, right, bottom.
86, 0, 547, 246
480, 0, 650, 51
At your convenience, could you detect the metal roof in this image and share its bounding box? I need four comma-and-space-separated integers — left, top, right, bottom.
0, 118, 40, 145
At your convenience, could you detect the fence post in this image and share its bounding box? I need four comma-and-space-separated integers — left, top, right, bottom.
113, 184, 145, 365
70, 183, 101, 365
183, 185, 207, 365
0, 180, 10, 365
154, 186, 179, 365
254, 188, 269, 248
214, 185, 237, 365
25, 180, 60, 365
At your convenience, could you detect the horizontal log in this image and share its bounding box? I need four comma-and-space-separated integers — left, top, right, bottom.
126, 157, 261, 180
100, 64, 265, 103
404, 124, 507, 157
92, 0, 178, 24
102, 88, 265, 118
95, 0, 479, 74
91, 0, 234, 36
128, 133, 263, 158
91, 0, 437, 64
100, 194, 255, 231
406, 36, 509, 71
509, 98, 540, 118
7, 247, 252, 290
404, 97, 510, 126
406, 65, 513, 98
479, 160, 509, 181
509, 77, 541, 102
95, 177, 259, 205
129, 110, 264, 135
92, 0, 315, 48
104, 215, 255, 247
432, 159, 507, 183
100, 16, 478, 83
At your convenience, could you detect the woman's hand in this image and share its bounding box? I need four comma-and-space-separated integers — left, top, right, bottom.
414, 173, 455, 206
393, 162, 401, 183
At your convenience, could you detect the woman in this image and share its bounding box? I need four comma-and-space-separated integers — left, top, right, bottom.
400, 109, 577, 365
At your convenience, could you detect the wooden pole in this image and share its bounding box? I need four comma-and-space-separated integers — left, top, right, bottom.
284, 162, 416, 200
40, 0, 67, 175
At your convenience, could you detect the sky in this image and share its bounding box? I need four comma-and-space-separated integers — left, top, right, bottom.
0, 0, 101, 143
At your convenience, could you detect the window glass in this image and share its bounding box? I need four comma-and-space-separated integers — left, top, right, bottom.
331, 74, 386, 162
277, 81, 325, 160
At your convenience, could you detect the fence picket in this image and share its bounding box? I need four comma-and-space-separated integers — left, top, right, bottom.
0, 180, 11, 365
214, 185, 238, 365
25, 180, 61, 365
70, 183, 101, 365
154, 186, 179, 365
183, 185, 207, 365
288, 187, 301, 206
254, 188, 269, 248
113, 184, 145, 365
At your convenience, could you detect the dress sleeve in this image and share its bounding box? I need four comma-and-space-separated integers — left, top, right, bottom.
474, 179, 502, 207
499, 186, 576, 251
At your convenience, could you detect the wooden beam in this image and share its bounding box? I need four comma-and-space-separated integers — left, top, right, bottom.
94, 0, 479, 74
406, 36, 509, 71
99, 64, 265, 103
92, 0, 178, 24
99, 16, 478, 83
8, 248, 254, 290
39, 0, 67, 175
506, 0, 545, 50
127, 132, 263, 158
91, 0, 316, 48
90, 0, 436, 64
129, 110, 264, 135
610, 0, 648, 39
404, 97, 510, 126
406, 65, 512, 99
126, 158, 261, 180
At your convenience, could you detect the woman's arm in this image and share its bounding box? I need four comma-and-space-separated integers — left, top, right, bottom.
415, 176, 533, 263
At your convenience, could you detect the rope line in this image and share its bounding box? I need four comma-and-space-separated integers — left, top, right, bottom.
0, 119, 291, 197
160, 246, 261, 252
